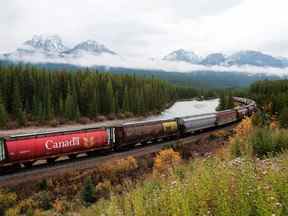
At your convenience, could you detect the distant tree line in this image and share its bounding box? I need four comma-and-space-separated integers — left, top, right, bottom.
0, 64, 201, 128
249, 79, 288, 128
216, 92, 234, 111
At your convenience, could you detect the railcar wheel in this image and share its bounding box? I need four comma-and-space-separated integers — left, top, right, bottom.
69, 154, 77, 159
47, 158, 57, 164
23, 161, 34, 168
87, 151, 96, 157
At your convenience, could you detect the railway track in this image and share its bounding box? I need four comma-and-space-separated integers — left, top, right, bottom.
0, 123, 236, 187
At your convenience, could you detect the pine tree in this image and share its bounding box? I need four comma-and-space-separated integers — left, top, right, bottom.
105, 79, 115, 114
138, 89, 145, 114
217, 93, 226, 111
59, 97, 65, 115
64, 84, 80, 121
114, 91, 119, 114
43, 86, 53, 120
0, 97, 8, 128
226, 94, 234, 109
88, 89, 98, 118
122, 86, 130, 112
81, 176, 96, 205
12, 82, 25, 125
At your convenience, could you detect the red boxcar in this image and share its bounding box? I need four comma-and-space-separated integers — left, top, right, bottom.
3, 127, 111, 164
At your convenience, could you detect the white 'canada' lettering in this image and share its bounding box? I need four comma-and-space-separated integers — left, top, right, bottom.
45, 137, 80, 150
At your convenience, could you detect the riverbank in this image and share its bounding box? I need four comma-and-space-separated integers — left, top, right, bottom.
0, 98, 219, 136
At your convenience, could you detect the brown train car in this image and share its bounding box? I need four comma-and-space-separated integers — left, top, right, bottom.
216, 110, 237, 126
115, 119, 178, 148
236, 106, 249, 119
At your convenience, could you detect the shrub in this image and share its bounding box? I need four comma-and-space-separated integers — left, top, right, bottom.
107, 113, 117, 120
95, 115, 106, 122
98, 156, 138, 178
95, 180, 112, 199
231, 127, 288, 158
78, 117, 91, 125
0, 190, 17, 215
123, 112, 134, 118
229, 137, 243, 158
4, 208, 19, 216
279, 107, 288, 128
36, 191, 52, 210
37, 179, 49, 191
81, 176, 96, 205
153, 149, 181, 175
116, 113, 126, 119
58, 117, 67, 125
47, 119, 59, 127
234, 117, 253, 139
5, 121, 18, 129
16, 198, 37, 215
249, 128, 274, 157
53, 199, 70, 214
251, 111, 271, 127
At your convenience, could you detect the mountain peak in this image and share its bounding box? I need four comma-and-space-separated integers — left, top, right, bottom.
65, 40, 116, 56
201, 53, 226, 66
226, 50, 284, 68
23, 34, 67, 53
163, 49, 201, 64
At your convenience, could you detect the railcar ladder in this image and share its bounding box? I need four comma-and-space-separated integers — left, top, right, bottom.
0, 138, 5, 161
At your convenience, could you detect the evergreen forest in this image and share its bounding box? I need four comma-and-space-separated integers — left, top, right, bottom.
0, 64, 200, 128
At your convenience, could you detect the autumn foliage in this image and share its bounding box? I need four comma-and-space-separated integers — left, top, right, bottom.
99, 156, 138, 177
153, 149, 181, 174
234, 117, 253, 139
229, 117, 254, 158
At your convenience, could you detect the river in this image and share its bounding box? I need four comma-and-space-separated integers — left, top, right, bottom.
149, 98, 219, 120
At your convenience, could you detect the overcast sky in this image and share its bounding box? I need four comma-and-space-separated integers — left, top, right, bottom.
1, 0, 288, 58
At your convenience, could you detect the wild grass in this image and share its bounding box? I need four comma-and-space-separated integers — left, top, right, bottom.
81, 153, 288, 216
80, 118, 288, 216
3, 117, 288, 215
230, 126, 288, 159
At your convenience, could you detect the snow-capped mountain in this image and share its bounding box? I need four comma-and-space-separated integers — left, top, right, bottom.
2, 35, 118, 63
201, 53, 226, 66
225, 50, 285, 68
163, 49, 201, 64
279, 57, 288, 67
4, 35, 68, 60
64, 40, 117, 57
2, 35, 288, 76
24, 35, 68, 53
163, 49, 288, 68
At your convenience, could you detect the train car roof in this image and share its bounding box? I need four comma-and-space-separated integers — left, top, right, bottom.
2, 126, 107, 140
177, 112, 216, 119
121, 118, 176, 127
217, 109, 236, 113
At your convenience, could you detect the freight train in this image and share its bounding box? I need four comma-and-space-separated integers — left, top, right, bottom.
0, 97, 256, 170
